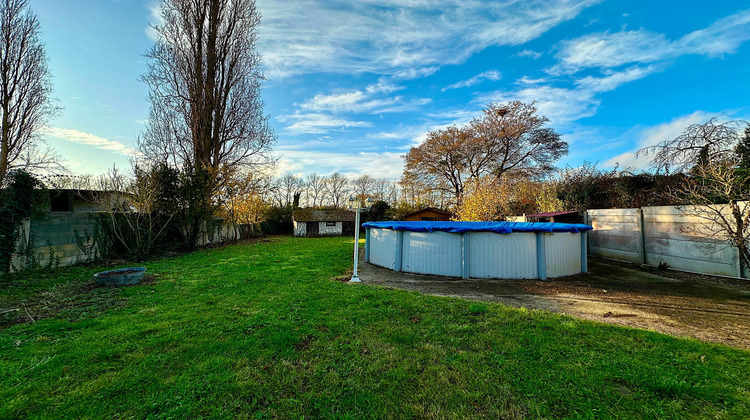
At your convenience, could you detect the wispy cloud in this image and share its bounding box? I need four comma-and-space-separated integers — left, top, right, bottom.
281, 80, 432, 134
553, 9, 750, 74
575, 65, 657, 93
442, 70, 501, 91
257, 0, 601, 78
517, 50, 543, 59
277, 113, 372, 135
274, 150, 405, 179
44, 127, 141, 157
145, 2, 164, 42
478, 65, 657, 125
299, 91, 393, 114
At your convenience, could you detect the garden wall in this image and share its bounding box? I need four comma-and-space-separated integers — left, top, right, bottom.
10, 212, 254, 272
586, 205, 744, 278
10, 212, 98, 270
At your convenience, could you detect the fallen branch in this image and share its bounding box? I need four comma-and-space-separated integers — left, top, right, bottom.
22, 305, 35, 323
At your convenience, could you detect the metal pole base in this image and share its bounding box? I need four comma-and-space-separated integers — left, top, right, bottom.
349, 275, 361, 283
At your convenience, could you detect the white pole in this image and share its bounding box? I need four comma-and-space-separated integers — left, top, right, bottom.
350, 207, 361, 282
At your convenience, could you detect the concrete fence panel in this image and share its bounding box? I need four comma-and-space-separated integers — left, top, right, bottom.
587, 208, 643, 263
587, 205, 743, 278
11, 212, 249, 272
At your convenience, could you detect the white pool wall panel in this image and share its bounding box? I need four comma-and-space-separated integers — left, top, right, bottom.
468, 232, 538, 279
545, 232, 583, 278
369, 227, 397, 270
402, 231, 462, 277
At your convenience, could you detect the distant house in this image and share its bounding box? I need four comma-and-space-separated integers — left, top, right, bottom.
402, 207, 452, 221
526, 211, 581, 224
292, 209, 356, 237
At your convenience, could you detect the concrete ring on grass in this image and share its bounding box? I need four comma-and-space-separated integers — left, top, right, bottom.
361, 221, 593, 280
94, 267, 147, 286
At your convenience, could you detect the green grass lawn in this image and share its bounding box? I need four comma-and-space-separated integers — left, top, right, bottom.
1, 236, 749, 418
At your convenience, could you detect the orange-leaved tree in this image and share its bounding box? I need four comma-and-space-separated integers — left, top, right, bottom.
403, 101, 567, 207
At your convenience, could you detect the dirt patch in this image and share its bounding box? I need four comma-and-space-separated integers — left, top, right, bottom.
0, 273, 161, 327
358, 252, 750, 349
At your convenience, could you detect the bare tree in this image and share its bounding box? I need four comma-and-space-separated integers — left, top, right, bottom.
672, 160, 749, 277
305, 173, 325, 207
641, 118, 750, 277
324, 172, 349, 208
385, 179, 399, 204
403, 101, 566, 204
371, 178, 388, 201
93, 166, 176, 260
139, 0, 275, 172
398, 172, 449, 210
638, 117, 745, 174
351, 174, 375, 203
275, 173, 303, 207
139, 0, 275, 248
0, 0, 60, 185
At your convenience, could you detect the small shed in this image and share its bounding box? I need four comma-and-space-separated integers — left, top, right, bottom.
292, 209, 356, 237
402, 207, 452, 222
526, 211, 582, 224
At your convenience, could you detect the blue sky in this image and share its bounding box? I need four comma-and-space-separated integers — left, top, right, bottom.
33, 0, 750, 179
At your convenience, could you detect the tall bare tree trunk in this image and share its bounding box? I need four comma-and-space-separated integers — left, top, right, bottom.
0, 0, 59, 185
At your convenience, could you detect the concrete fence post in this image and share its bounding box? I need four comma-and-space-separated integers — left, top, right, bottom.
636, 208, 647, 265
394, 230, 404, 272
737, 246, 745, 279
584, 211, 591, 255
461, 232, 470, 279
581, 231, 588, 274
536, 232, 547, 280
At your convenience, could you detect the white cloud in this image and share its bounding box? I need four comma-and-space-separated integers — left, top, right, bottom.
481, 84, 601, 125
575, 65, 657, 93
44, 127, 141, 157
273, 150, 405, 179
365, 79, 405, 95
300, 91, 374, 113
517, 49, 543, 59
391, 66, 440, 81
257, 0, 601, 79
679, 9, 750, 56
478, 65, 657, 125
554, 9, 750, 74
554, 30, 670, 73
277, 113, 372, 135
145, 2, 164, 42
360, 108, 483, 150
283, 80, 431, 134
442, 70, 501, 91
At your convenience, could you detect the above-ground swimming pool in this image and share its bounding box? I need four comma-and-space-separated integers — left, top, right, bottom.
361, 221, 593, 280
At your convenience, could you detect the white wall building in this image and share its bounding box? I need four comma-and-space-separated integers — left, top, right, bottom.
292, 209, 356, 237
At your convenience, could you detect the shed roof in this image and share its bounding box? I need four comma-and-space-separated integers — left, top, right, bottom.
402, 207, 452, 219
293, 209, 356, 222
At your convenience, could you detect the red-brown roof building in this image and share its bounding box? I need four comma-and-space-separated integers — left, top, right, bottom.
525, 211, 581, 224
402, 207, 452, 222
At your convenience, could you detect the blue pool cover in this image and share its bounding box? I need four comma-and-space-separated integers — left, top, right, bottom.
362, 221, 593, 234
